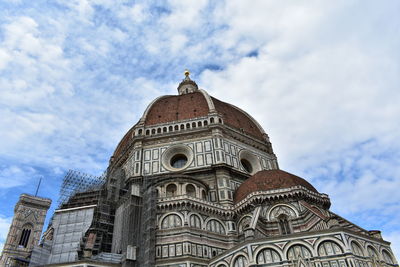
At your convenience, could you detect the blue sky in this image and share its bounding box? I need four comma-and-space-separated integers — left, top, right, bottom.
0, 0, 399, 259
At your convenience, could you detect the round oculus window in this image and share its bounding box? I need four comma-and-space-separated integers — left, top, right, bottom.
240, 159, 253, 173
161, 144, 193, 171
170, 154, 188, 169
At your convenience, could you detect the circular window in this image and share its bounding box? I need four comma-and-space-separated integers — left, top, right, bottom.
162, 144, 193, 171
240, 159, 253, 173
171, 154, 188, 169
239, 150, 262, 175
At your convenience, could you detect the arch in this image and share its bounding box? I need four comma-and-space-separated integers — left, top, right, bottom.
366, 245, 379, 260
256, 247, 282, 264
186, 123, 191, 129
285, 243, 313, 261
231, 254, 249, 267
186, 184, 196, 197
138, 129, 143, 135
180, 124, 184, 130
314, 236, 346, 255
382, 249, 394, 264
253, 244, 284, 263
169, 126, 173, 132
151, 129, 156, 135
160, 213, 183, 229
189, 213, 202, 229
145, 129, 150, 135
205, 218, 226, 235
157, 128, 161, 133
350, 241, 364, 256
215, 262, 229, 267
204, 120, 208, 126
218, 118, 222, 123
174, 125, 179, 131
210, 117, 215, 124
266, 203, 298, 221
318, 240, 343, 256
166, 183, 178, 197
237, 215, 252, 234
198, 121, 202, 127
163, 127, 167, 133
192, 122, 196, 128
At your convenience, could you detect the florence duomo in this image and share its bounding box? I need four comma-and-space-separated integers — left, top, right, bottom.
0, 71, 398, 267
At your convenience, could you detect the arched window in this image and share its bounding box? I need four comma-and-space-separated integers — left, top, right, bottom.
210, 117, 214, 124
174, 125, 179, 131
256, 248, 281, 264
161, 214, 182, 229
190, 214, 201, 229
157, 128, 161, 133
233, 255, 248, 267
186, 123, 190, 129
192, 122, 196, 128
382, 250, 394, 264
278, 214, 291, 235
138, 129, 143, 135
186, 184, 196, 197
198, 121, 202, 127
180, 124, 184, 130
206, 219, 225, 235
351, 241, 364, 256
166, 184, 177, 197
318, 241, 343, 256
218, 118, 222, 123
146, 129, 150, 135
169, 126, 173, 132
151, 129, 156, 134
18, 224, 33, 248
163, 127, 167, 133
367, 246, 378, 259
287, 245, 312, 260
204, 120, 208, 126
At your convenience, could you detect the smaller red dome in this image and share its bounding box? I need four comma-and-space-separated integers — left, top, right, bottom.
234, 170, 318, 203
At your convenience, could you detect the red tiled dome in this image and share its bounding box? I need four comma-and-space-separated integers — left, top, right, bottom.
234, 170, 318, 203
112, 90, 267, 159
145, 92, 210, 125
144, 92, 265, 140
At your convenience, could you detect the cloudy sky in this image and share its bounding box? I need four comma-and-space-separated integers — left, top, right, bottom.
0, 0, 399, 259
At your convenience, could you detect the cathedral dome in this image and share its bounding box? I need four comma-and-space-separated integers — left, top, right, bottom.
234, 169, 318, 203
142, 92, 265, 140
112, 74, 269, 160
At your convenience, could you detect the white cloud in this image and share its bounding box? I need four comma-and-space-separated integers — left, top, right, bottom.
0, 215, 12, 253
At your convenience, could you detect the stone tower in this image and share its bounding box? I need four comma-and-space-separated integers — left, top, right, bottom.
0, 194, 51, 267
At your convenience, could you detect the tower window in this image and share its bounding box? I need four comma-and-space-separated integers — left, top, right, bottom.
18, 226, 32, 248
170, 154, 188, 169
240, 159, 253, 173
278, 215, 291, 235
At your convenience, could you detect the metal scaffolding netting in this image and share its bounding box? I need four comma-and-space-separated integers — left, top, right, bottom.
57, 170, 106, 207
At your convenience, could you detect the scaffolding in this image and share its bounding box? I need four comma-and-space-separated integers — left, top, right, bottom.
57, 170, 106, 208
